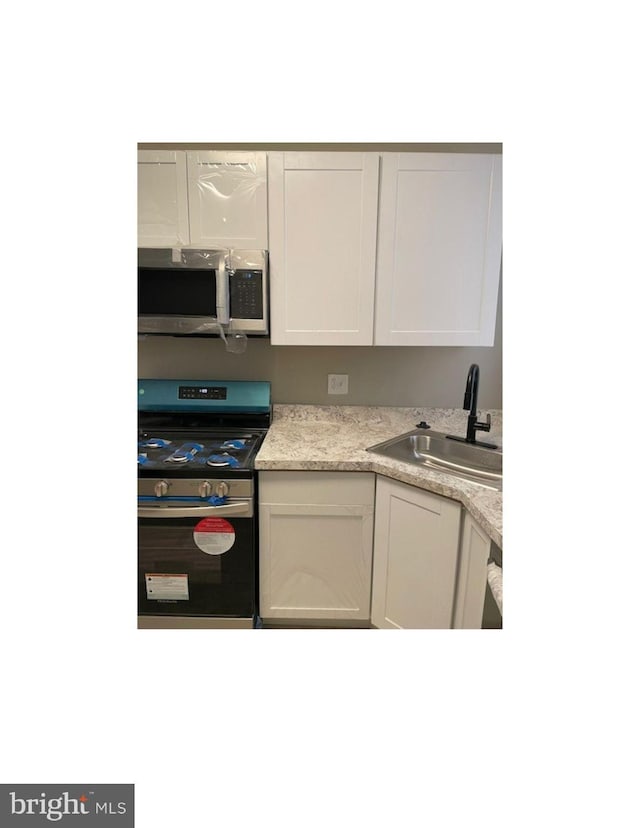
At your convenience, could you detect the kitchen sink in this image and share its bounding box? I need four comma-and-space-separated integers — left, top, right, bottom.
367, 429, 502, 490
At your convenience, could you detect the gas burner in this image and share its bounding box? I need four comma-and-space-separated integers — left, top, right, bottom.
221, 439, 247, 451
139, 438, 171, 450
164, 443, 203, 464
206, 453, 240, 468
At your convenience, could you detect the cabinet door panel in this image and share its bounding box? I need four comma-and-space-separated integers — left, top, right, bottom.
259, 471, 375, 622
375, 153, 502, 346
452, 511, 492, 629
186, 150, 268, 248
372, 478, 461, 629
268, 152, 379, 345
137, 151, 190, 247
260, 504, 373, 620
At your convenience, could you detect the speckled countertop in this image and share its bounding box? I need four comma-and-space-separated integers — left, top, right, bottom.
255, 405, 503, 549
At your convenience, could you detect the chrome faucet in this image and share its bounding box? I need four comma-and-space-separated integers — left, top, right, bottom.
448, 364, 497, 449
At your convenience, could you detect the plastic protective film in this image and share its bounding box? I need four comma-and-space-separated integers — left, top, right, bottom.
138, 317, 226, 335
190, 152, 266, 236
137, 247, 225, 270
137, 248, 229, 335
147, 321, 246, 350
228, 249, 268, 271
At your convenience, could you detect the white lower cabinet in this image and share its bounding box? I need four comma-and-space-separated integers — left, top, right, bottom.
259, 472, 375, 623
371, 477, 462, 629
259, 471, 495, 629
452, 511, 492, 629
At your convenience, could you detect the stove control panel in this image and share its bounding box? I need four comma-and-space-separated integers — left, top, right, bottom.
139, 478, 253, 499
178, 385, 227, 400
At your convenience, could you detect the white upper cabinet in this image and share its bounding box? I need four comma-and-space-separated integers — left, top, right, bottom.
268, 152, 379, 345
186, 151, 268, 249
374, 153, 502, 346
137, 150, 190, 247
137, 150, 268, 249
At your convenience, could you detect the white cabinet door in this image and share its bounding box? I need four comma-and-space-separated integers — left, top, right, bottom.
268, 152, 379, 345
259, 472, 375, 622
452, 511, 492, 629
371, 477, 461, 629
186, 151, 268, 249
374, 153, 502, 346
137, 150, 190, 247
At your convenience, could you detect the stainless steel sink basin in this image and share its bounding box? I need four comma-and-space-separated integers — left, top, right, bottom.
367, 429, 502, 490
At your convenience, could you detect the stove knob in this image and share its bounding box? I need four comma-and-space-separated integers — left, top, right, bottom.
199, 481, 213, 498
215, 481, 229, 498
154, 480, 169, 497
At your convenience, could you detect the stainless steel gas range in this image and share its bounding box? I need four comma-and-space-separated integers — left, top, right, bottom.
137, 379, 271, 629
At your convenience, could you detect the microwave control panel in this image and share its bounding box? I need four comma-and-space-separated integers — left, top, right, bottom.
230, 270, 263, 319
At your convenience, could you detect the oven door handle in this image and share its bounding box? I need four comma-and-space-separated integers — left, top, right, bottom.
137, 501, 251, 519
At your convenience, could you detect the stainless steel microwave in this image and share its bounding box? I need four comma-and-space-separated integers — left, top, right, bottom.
138, 248, 269, 336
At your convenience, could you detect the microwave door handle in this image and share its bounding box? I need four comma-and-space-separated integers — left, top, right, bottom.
216, 253, 230, 324
137, 501, 251, 519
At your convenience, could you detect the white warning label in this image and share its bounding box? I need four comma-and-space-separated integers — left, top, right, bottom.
145, 573, 189, 600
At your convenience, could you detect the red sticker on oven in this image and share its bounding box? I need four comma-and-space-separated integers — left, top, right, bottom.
193, 517, 236, 555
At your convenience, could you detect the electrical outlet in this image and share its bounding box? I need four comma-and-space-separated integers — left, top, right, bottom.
328, 374, 349, 394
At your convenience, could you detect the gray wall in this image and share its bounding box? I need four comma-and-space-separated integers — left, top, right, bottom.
138, 278, 502, 409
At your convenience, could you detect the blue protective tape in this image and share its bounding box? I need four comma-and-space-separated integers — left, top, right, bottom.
207, 496, 228, 506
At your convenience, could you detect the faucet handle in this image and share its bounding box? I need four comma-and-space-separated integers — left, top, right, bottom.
476, 412, 492, 432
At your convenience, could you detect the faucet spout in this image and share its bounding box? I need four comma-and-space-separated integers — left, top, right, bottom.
463, 364, 480, 416
447, 363, 498, 449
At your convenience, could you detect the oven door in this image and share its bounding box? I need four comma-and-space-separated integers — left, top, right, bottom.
138, 499, 256, 624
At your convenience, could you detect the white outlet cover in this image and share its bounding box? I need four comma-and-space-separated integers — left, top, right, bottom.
328, 374, 349, 394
